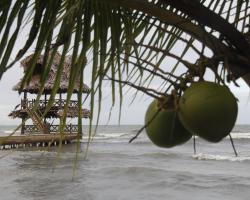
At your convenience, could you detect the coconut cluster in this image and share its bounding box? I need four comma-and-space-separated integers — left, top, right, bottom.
145, 81, 238, 148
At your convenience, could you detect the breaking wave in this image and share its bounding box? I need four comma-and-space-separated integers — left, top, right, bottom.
230, 132, 250, 139
192, 153, 250, 162
82, 132, 132, 140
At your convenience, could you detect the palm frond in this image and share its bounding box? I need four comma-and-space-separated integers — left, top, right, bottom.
1, 0, 250, 143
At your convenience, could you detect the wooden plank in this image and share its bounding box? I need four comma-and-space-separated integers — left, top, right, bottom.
0, 133, 81, 145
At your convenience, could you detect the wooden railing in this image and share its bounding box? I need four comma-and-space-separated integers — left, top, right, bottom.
21, 99, 79, 110
24, 124, 79, 134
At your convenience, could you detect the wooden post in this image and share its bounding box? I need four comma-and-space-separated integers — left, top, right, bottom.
44, 94, 47, 105
24, 91, 27, 104
21, 118, 25, 135
21, 92, 27, 135
44, 94, 47, 123
59, 92, 62, 109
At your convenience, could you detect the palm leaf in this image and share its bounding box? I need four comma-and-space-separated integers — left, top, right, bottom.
1, 0, 250, 150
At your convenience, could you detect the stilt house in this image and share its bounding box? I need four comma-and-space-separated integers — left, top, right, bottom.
9, 53, 90, 138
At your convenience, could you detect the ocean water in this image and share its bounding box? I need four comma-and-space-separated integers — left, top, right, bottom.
0, 125, 250, 200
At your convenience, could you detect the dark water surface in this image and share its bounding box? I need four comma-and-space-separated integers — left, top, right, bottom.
0, 125, 250, 200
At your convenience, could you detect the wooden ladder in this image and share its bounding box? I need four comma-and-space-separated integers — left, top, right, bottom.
26, 108, 49, 134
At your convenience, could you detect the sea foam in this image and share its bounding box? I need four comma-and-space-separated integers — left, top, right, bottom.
192, 153, 250, 162
230, 132, 250, 139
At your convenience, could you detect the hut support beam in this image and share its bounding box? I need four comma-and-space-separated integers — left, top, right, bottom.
44, 94, 47, 123
21, 92, 27, 135
21, 118, 25, 135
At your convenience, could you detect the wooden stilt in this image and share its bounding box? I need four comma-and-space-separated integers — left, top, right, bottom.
21, 92, 27, 135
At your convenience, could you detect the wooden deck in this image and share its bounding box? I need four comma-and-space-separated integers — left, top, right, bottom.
0, 133, 81, 149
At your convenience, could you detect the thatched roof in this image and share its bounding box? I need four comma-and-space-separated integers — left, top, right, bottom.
13, 52, 90, 94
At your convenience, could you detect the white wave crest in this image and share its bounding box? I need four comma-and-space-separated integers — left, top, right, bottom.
192, 153, 250, 162
230, 132, 250, 139
1, 130, 20, 136
81, 132, 131, 140
4, 130, 13, 134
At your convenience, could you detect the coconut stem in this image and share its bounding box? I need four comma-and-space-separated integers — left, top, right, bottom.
229, 134, 238, 157
129, 109, 161, 143
193, 135, 196, 155
105, 76, 164, 100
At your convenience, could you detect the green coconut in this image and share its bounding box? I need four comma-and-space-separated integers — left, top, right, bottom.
145, 99, 192, 148
178, 81, 238, 143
